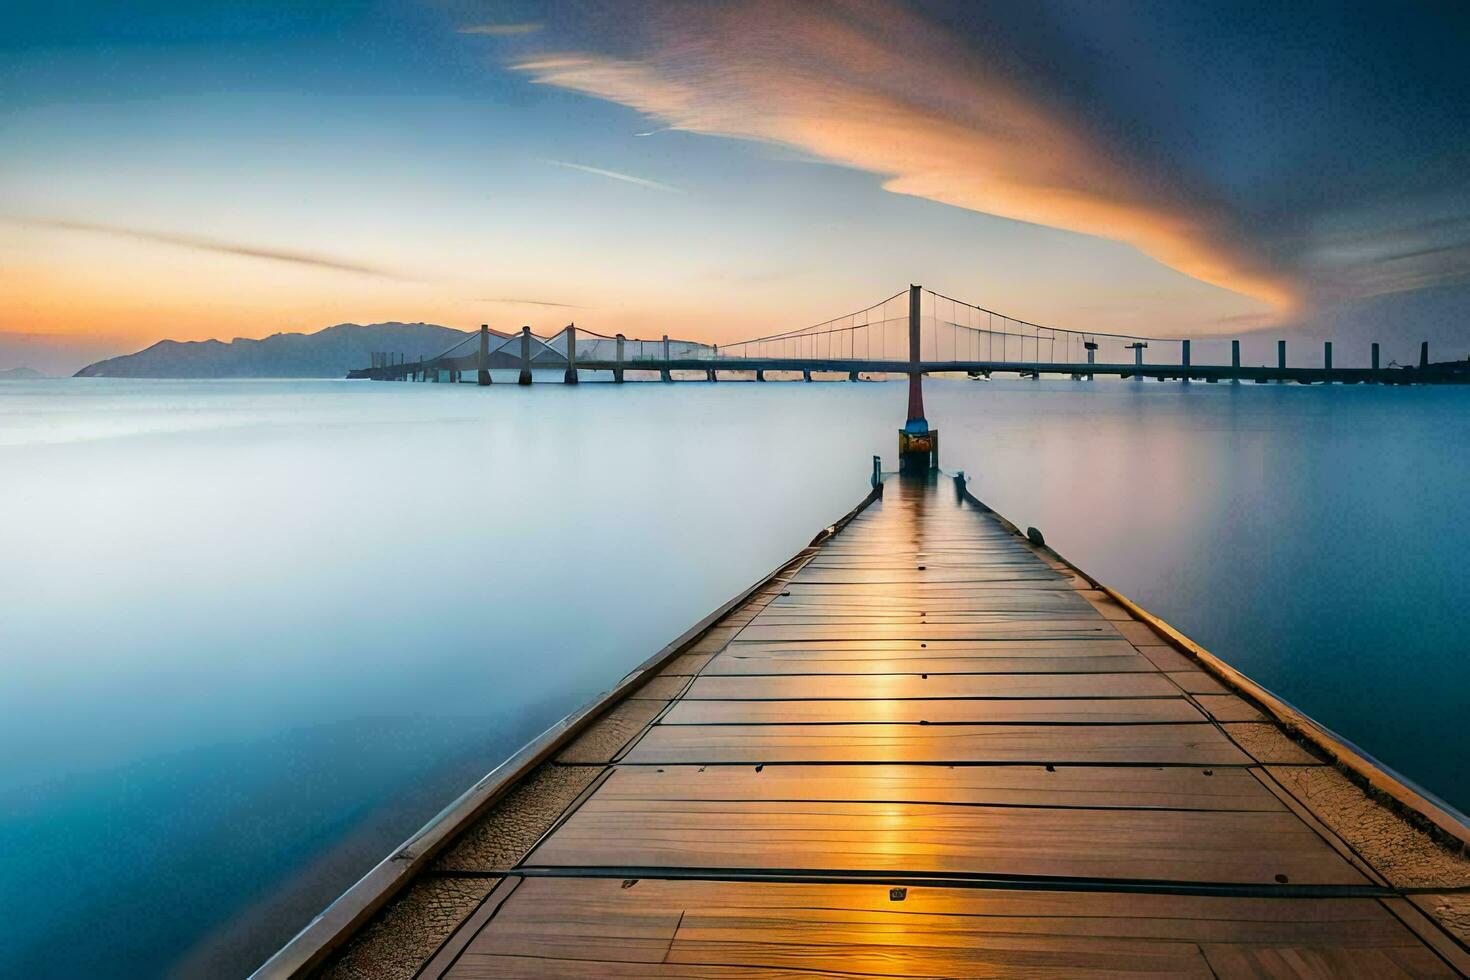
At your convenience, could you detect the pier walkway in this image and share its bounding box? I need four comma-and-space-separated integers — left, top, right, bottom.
269, 474, 1470, 978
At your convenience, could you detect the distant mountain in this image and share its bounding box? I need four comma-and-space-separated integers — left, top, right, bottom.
0, 366, 47, 379
73, 322, 490, 379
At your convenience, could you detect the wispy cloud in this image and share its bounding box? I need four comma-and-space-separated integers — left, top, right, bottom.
6, 216, 405, 279
538, 158, 683, 194
477, 297, 585, 308
458, 23, 541, 36
513, 1, 1299, 316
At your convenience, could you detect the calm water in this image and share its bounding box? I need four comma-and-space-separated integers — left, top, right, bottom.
3, 376, 1468, 978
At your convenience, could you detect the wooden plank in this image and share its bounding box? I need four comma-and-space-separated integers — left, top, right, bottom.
527, 797, 1368, 885
724, 638, 1142, 657
735, 621, 1117, 641
623, 723, 1254, 765
684, 672, 1179, 700
703, 653, 1158, 675
597, 763, 1284, 811
661, 697, 1205, 725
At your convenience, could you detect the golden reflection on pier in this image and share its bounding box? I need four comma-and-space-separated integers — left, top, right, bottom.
314, 475, 1470, 979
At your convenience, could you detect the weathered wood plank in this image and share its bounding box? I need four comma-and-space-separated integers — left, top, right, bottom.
527, 797, 1368, 885
623, 722, 1254, 765
684, 672, 1179, 700
661, 697, 1204, 725
597, 763, 1283, 810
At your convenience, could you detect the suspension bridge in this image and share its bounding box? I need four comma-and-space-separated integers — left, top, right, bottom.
349, 284, 1465, 386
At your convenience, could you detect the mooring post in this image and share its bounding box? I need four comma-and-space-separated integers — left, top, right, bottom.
563, 323, 578, 384
1231, 340, 1240, 383
898, 283, 937, 473
477, 325, 491, 385
614, 333, 625, 383
518, 326, 532, 386
1181, 339, 1191, 381
1371, 342, 1380, 382
871, 455, 882, 489
661, 334, 672, 383
1324, 341, 1333, 372
1420, 341, 1429, 370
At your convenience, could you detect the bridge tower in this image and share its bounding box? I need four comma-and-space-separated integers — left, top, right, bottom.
898, 283, 938, 473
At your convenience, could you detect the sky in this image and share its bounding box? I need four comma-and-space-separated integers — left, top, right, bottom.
3, 0, 1469, 372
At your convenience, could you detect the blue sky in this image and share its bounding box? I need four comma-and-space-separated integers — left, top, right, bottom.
3, 0, 1468, 371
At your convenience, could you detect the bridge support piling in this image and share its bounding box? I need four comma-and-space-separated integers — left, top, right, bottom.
1324, 341, 1333, 372
614, 334, 625, 383
1126, 342, 1146, 382
1181, 339, 1191, 381
709, 346, 718, 382
1372, 343, 1380, 382
1420, 341, 1429, 371
1278, 339, 1287, 382
564, 324, 578, 384
518, 326, 532, 386
899, 283, 937, 474
1231, 340, 1240, 383
478, 325, 491, 386
661, 335, 672, 382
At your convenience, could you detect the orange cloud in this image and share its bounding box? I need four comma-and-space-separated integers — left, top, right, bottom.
514, 0, 1300, 317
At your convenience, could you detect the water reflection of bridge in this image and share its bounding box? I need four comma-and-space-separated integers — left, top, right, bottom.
349, 284, 1464, 385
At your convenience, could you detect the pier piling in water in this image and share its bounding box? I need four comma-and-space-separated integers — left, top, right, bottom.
477, 326, 491, 386
564, 324, 578, 384
1372, 342, 1380, 382
1324, 341, 1333, 372
661, 335, 672, 383
1421, 341, 1430, 370
614, 334, 625, 383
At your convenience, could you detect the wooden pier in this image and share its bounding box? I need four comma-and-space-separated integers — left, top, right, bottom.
259, 474, 1470, 979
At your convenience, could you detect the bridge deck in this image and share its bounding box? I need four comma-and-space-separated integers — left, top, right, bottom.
307, 476, 1470, 979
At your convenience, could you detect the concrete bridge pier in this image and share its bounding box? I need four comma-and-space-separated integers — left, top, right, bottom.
518, 326, 533, 386
899, 284, 938, 474
478, 325, 491, 386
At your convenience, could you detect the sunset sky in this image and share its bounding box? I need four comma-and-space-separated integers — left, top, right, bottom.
4, 0, 1469, 372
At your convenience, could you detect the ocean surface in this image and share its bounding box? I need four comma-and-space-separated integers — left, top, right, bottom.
3, 375, 1468, 978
